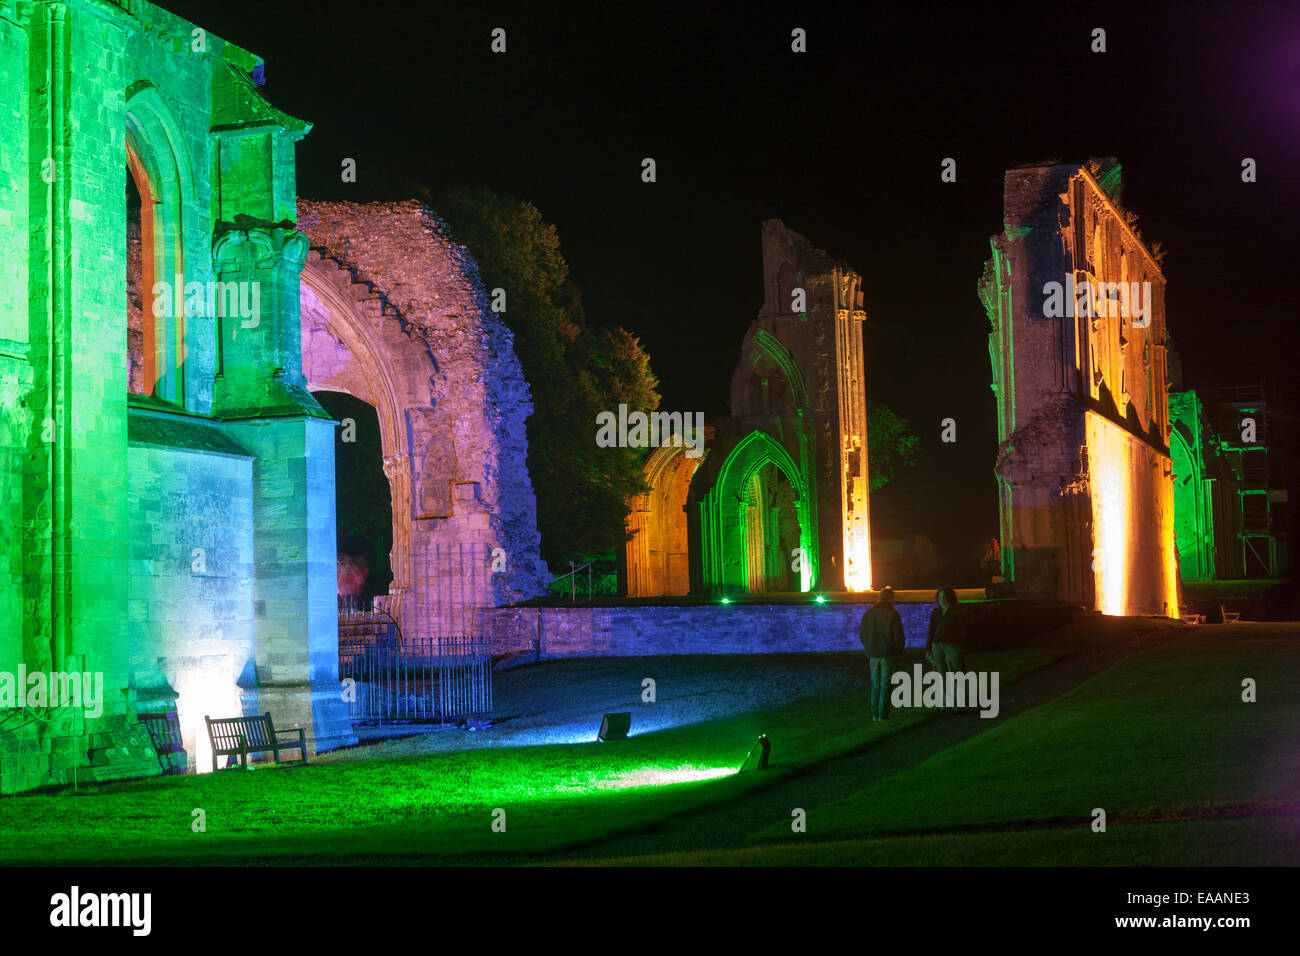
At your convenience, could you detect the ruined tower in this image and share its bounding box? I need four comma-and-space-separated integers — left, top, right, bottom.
980, 159, 1179, 616
679, 220, 872, 595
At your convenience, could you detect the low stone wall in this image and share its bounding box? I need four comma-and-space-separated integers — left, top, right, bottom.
474, 603, 937, 663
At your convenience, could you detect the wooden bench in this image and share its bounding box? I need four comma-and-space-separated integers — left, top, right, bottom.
204, 713, 308, 773
139, 711, 187, 775
1220, 605, 1242, 624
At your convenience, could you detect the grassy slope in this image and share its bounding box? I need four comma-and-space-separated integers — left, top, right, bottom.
749, 625, 1300, 849
0, 649, 1059, 865
568, 816, 1300, 866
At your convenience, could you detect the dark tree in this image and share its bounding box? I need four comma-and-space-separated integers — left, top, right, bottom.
867, 401, 919, 491
437, 186, 659, 568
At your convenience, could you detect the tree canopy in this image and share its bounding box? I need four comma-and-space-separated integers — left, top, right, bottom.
866, 401, 919, 491
436, 187, 659, 569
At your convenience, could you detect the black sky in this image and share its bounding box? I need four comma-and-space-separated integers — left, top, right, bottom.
166, 0, 1300, 566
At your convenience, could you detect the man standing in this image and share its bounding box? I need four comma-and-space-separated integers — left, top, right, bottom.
927, 586, 970, 708
859, 587, 905, 722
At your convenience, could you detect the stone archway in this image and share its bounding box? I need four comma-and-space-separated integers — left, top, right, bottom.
699, 429, 816, 594
297, 200, 550, 639
625, 444, 703, 596
300, 253, 415, 626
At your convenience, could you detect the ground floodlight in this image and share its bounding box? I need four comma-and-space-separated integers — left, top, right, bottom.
739, 734, 770, 772
598, 712, 631, 741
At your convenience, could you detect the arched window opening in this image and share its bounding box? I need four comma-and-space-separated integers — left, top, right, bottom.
125, 88, 189, 405
126, 166, 146, 395
745, 461, 801, 593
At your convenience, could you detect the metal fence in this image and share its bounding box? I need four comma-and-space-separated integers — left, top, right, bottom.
339, 633, 493, 724
339, 601, 399, 645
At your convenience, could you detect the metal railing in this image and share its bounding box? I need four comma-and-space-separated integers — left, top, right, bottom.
339, 632, 492, 724
553, 560, 594, 603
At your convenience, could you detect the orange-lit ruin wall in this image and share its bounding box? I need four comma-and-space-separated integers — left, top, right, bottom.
1086, 412, 1180, 616
983, 160, 1178, 618
836, 283, 872, 591
624, 445, 699, 597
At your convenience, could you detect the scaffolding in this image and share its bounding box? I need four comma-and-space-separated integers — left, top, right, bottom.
1215, 384, 1284, 577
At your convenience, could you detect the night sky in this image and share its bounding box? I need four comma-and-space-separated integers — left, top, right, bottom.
167, 0, 1300, 568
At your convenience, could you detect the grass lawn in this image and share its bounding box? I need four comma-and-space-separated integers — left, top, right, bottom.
0, 648, 1059, 865
1182, 580, 1283, 602
748, 623, 1300, 859
5, 611, 1273, 867
572, 815, 1300, 866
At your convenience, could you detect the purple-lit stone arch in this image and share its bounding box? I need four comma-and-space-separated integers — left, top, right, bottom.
300, 253, 413, 623
298, 213, 550, 639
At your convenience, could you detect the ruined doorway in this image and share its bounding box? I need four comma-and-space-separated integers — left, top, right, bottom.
624, 444, 701, 596
745, 461, 802, 592
698, 428, 817, 595
313, 390, 394, 609
298, 211, 550, 642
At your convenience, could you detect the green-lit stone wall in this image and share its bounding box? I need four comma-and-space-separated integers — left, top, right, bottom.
0, 0, 350, 791
1169, 390, 1216, 581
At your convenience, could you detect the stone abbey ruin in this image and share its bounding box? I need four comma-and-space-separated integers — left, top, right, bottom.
0, 0, 1203, 791
622, 220, 872, 599
980, 159, 1179, 617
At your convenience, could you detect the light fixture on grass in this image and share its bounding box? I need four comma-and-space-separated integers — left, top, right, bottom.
598, 712, 631, 741
739, 734, 770, 772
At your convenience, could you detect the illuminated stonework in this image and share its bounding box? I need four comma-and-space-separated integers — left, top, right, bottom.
1169, 387, 1219, 580
298, 202, 550, 636
981, 160, 1178, 617
1086, 412, 1179, 616
623, 221, 872, 596
623, 444, 703, 597
836, 270, 872, 592
0, 1, 545, 791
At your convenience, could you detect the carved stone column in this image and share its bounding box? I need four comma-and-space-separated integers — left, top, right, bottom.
381, 452, 412, 629
211, 227, 324, 420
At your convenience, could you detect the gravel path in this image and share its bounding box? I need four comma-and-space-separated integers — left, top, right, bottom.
314, 652, 865, 763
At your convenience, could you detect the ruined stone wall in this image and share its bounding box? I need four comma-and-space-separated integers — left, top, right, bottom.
477, 602, 937, 662
983, 162, 1177, 616
1085, 411, 1179, 616
0, 0, 355, 790
750, 221, 871, 592
298, 200, 549, 637
686, 220, 870, 596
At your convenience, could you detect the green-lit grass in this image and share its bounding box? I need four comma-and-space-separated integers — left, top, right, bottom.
1182, 579, 1282, 602
568, 815, 1300, 866
750, 624, 1300, 847
0, 649, 1060, 865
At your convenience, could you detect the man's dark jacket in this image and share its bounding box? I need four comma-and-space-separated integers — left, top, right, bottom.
926, 605, 970, 652
859, 602, 904, 658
